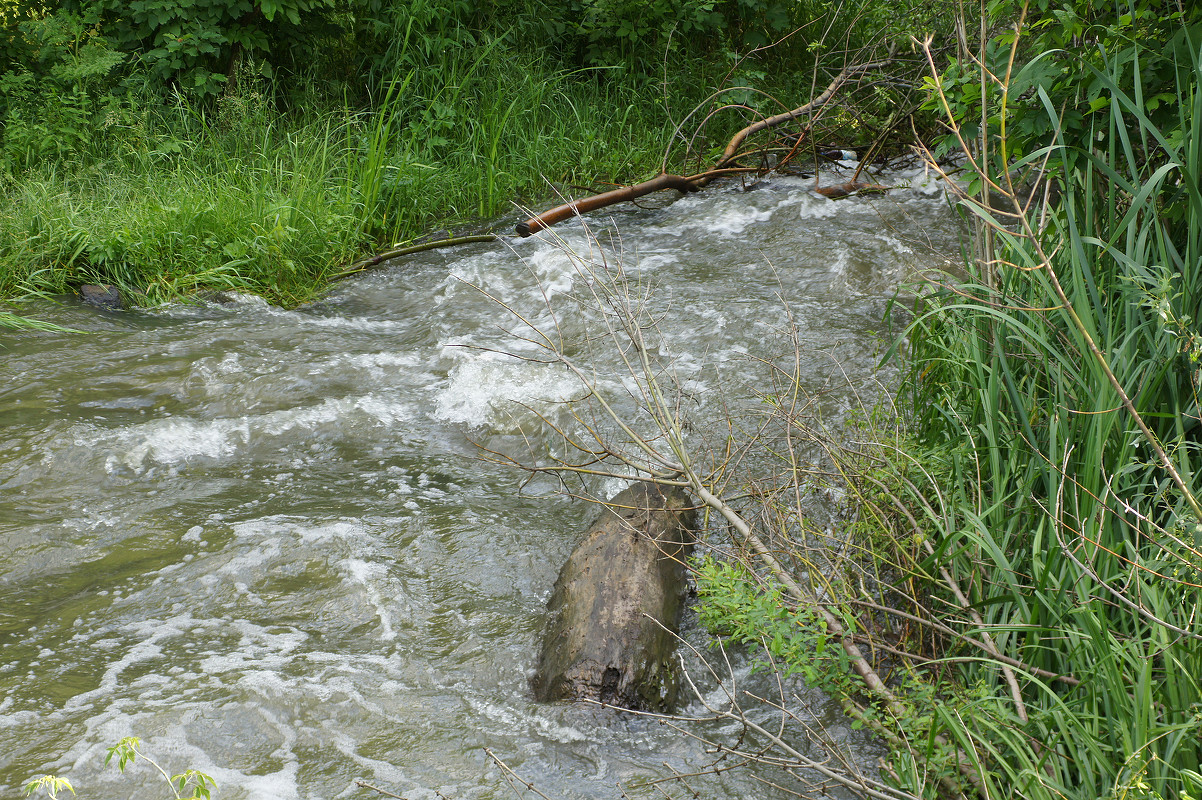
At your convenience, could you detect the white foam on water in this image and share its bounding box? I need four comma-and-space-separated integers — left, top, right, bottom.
828, 246, 851, 289
265, 306, 415, 335
662, 200, 777, 238
62, 612, 200, 712
342, 557, 397, 641
890, 162, 955, 196
599, 474, 636, 499
322, 729, 429, 798
208, 762, 302, 800
633, 252, 678, 271
214, 291, 270, 308
464, 695, 587, 744
293, 518, 367, 544
872, 230, 915, 256
793, 192, 842, 219
332, 352, 423, 380
698, 307, 728, 330
69, 392, 415, 470
99, 416, 250, 466
197, 621, 308, 676
437, 239, 588, 313
434, 352, 584, 430
523, 245, 586, 297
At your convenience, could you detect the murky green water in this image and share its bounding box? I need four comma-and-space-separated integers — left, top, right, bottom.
1, 169, 961, 799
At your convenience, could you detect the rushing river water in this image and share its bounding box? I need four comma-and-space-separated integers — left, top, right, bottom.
1, 168, 961, 799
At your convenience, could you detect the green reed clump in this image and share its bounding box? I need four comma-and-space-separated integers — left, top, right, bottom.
891, 13, 1202, 798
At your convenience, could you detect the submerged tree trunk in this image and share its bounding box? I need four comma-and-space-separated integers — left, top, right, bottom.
532, 482, 696, 711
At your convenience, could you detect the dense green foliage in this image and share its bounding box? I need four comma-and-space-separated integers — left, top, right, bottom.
901, 1, 1202, 796
0, 0, 924, 308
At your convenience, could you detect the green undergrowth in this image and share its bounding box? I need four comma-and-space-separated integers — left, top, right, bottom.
687, 3, 1202, 797
889, 7, 1202, 796
0, 0, 944, 310
0, 53, 700, 306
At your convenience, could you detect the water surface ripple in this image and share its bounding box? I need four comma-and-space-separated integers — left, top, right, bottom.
1, 170, 961, 799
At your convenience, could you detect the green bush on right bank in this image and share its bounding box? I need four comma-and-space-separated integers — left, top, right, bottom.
896, 1, 1202, 796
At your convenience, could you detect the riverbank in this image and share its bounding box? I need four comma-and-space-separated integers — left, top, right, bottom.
0, 2, 925, 314
0, 57, 691, 308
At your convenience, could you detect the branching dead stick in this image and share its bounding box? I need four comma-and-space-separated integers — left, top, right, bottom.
485, 749, 556, 800
691, 482, 910, 713
710, 57, 894, 172
638, 630, 922, 800
855, 469, 1029, 722
355, 781, 405, 799
844, 599, 1081, 686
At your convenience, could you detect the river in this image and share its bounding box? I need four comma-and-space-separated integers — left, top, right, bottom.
0, 167, 961, 799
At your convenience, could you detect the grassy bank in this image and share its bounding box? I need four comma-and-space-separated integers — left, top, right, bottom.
0, 55, 704, 306
891, 14, 1202, 794
0, 0, 923, 311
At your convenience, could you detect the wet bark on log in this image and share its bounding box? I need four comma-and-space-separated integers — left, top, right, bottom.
532, 482, 696, 711
515, 174, 700, 237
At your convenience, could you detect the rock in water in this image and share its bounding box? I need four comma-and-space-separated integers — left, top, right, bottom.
78, 284, 123, 310
532, 482, 696, 711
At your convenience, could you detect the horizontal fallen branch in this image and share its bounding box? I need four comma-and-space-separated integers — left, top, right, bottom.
516, 173, 701, 237
334, 234, 499, 279
516, 55, 894, 237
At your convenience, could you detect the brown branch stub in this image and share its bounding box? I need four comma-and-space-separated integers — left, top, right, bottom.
515, 173, 700, 237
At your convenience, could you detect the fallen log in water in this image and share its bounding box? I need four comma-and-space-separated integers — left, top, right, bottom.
532, 482, 696, 711
814, 180, 890, 198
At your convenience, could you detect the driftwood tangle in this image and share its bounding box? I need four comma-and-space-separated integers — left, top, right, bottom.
532, 482, 696, 711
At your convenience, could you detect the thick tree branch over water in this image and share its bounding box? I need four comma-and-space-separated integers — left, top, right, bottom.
515, 56, 895, 237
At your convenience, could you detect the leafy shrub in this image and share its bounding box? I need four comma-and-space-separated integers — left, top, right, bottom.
57, 0, 347, 99
0, 9, 128, 170
925, 0, 1201, 190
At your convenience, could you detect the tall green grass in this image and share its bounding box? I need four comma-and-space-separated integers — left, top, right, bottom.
895, 18, 1202, 799
0, 45, 707, 307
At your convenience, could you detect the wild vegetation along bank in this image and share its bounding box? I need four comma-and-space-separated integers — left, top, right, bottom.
7, 0, 1202, 799
0, 0, 936, 312
681, 2, 1202, 798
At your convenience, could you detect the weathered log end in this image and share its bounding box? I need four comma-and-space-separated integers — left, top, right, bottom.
814, 180, 890, 199
532, 482, 696, 711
